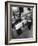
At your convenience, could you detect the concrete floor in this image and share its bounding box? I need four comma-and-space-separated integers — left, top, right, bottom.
11, 25, 33, 39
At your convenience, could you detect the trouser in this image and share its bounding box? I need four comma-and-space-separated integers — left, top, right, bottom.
16, 29, 22, 35
27, 22, 32, 30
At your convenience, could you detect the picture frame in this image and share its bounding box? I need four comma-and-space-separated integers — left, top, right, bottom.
5, 1, 37, 45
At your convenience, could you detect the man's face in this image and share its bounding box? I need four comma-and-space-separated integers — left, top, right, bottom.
13, 7, 20, 20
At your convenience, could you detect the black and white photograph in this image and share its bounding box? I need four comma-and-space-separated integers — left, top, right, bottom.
5, 1, 37, 44
10, 6, 33, 38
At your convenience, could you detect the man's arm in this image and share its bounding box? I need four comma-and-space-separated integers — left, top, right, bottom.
15, 19, 27, 30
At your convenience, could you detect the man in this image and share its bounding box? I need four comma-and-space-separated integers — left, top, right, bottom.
11, 7, 23, 36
